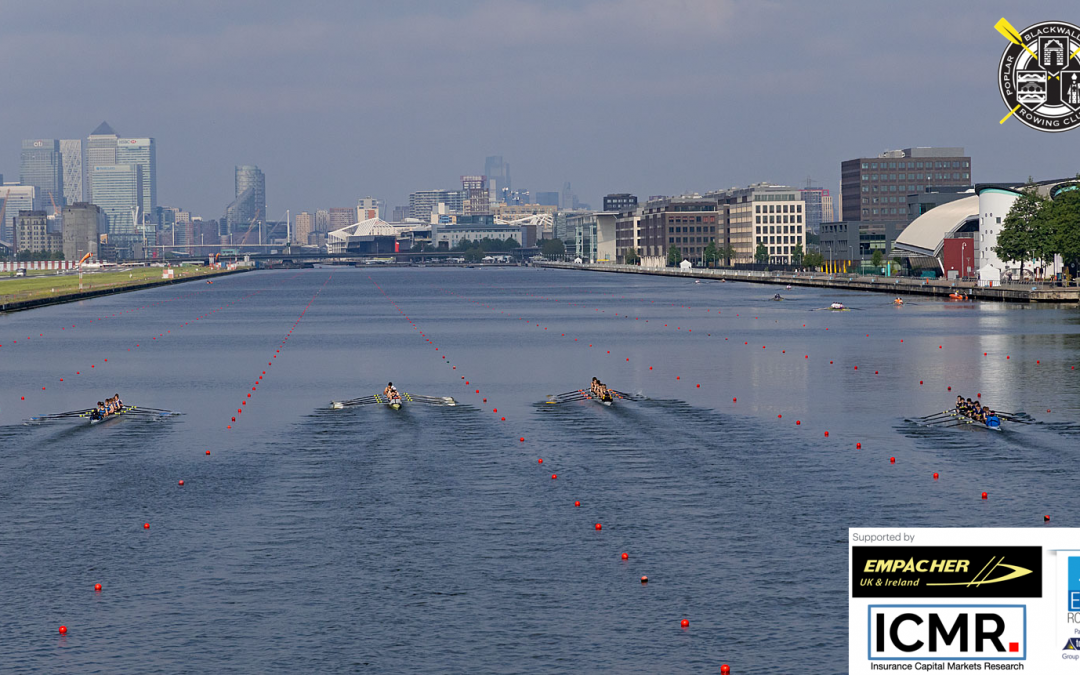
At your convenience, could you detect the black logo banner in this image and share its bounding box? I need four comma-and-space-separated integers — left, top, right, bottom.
852, 546, 1042, 598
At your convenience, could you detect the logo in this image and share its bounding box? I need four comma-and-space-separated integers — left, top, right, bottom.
1065, 638, 1080, 650
997, 18, 1080, 131
1068, 556, 1080, 610
869, 605, 1026, 660
852, 546, 1042, 598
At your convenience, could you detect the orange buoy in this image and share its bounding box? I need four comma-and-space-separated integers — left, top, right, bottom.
641, 576, 648, 584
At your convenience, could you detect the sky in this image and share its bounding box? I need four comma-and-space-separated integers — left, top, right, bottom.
1, 0, 1077, 219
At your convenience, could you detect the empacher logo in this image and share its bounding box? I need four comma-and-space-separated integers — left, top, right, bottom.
852, 546, 1042, 598
869, 605, 1026, 660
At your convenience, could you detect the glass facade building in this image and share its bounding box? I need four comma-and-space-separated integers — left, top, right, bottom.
235, 166, 265, 226
91, 164, 141, 238
0, 185, 36, 243
117, 138, 157, 213
86, 121, 119, 201
20, 139, 64, 212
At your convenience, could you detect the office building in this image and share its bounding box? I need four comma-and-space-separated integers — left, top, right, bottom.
117, 137, 157, 213
1, 185, 36, 243
635, 196, 720, 265
819, 220, 907, 271
603, 193, 637, 212
91, 164, 141, 239
462, 175, 489, 216
86, 121, 119, 201
60, 139, 84, 205
294, 211, 314, 245
20, 140, 64, 212
733, 184, 807, 265
536, 191, 559, 207
409, 189, 464, 220
799, 187, 833, 234
62, 203, 106, 261
905, 186, 975, 222
235, 166, 265, 224
328, 207, 355, 231
15, 210, 58, 254
357, 197, 382, 221
840, 147, 971, 222
223, 187, 257, 238
391, 205, 409, 222
485, 156, 511, 205
315, 209, 330, 232
561, 182, 575, 210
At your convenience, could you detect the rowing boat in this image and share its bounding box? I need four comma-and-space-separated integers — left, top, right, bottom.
87, 405, 137, 425
941, 409, 1002, 431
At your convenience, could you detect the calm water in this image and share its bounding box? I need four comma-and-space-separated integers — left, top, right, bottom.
1, 267, 1079, 673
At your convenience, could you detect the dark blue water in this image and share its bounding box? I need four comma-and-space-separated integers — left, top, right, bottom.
2, 267, 1078, 673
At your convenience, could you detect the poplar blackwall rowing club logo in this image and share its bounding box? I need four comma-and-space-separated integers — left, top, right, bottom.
997, 18, 1080, 131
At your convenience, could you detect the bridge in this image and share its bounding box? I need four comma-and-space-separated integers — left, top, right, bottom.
124, 247, 541, 266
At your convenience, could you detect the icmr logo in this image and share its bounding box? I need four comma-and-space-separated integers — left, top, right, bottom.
868, 605, 1026, 660
996, 18, 1080, 131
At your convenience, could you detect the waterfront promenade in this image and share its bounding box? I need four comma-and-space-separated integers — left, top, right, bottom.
536, 261, 1080, 303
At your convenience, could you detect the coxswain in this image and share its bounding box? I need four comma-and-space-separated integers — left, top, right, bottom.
894, 297, 903, 305
597, 382, 611, 401
985, 409, 1001, 428
91, 401, 105, 420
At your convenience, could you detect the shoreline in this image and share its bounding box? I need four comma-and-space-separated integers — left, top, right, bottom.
534, 262, 1080, 303
0, 267, 255, 314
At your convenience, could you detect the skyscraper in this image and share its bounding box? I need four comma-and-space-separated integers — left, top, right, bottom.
315, 209, 330, 232
409, 190, 463, 220
86, 121, 119, 201
485, 156, 511, 205
117, 137, 157, 213
223, 188, 257, 238
20, 139, 64, 212
0, 185, 36, 243
91, 164, 141, 238
462, 175, 489, 216
60, 139, 84, 205
799, 187, 833, 233
235, 166, 266, 224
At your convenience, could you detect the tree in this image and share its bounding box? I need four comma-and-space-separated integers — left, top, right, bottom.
754, 242, 769, 264
540, 238, 565, 257
1041, 183, 1080, 276
871, 249, 883, 270
702, 241, 719, 267
720, 244, 737, 266
504, 237, 520, 250
791, 243, 804, 266
624, 248, 640, 265
463, 246, 484, 262
802, 251, 824, 269
452, 238, 474, 252
994, 180, 1047, 281
667, 245, 682, 266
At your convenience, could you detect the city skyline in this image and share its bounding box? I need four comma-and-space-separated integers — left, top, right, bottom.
1, 2, 1078, 220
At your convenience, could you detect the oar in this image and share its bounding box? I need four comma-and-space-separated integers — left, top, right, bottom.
995, 18, 1039, 60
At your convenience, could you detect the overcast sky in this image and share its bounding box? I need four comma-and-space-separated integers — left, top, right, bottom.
1, 1, 1076, 219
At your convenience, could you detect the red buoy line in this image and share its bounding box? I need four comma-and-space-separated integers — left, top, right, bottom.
370, 277, 713, 643
225, 275, 332, 431
12, 272, 305, 407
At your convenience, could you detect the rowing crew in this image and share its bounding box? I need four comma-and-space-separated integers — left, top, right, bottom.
955, 395, 1001, 428
590, 377, 612, 402
383, 382, 402, 403
90, 394, 124, 421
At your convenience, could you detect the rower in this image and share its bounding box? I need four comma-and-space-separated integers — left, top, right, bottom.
383, 382, 399, 400
894, 297, 903, 305
91, 401, 105, 420
830, 301, 844, 310
597, 382, 611, 401
985, 409, 1001, 428
773, 293, 782, 300
590, 377, 600, 396
114, 393, 123, 410
955, 395, 964, 411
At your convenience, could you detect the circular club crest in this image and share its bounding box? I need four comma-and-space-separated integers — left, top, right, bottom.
999, 20, 1080, 132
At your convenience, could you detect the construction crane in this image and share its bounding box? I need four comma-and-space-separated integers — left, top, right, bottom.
238, 208, 261, 247
48, 190, 60, 217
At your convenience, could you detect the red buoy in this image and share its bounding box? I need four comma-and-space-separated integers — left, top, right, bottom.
856, 443, 862, 449
574, 501, 580, 507
982, 492, 988, 500
795, 420, 800, 425
143, 523, 150, 529
538, 458, 543, 464
520, 437, 525, 442
551, 474, 557, 479
824, 431, 829, 437
59, 626, 67, 635
178, 480, 184, 486
595, 523, 602, 531
721, 666, 730, 674
681, 619, 689, 628
641, 576, 648, 584
94, 583, 102, 592
890, 457, 895, 464
206, 450, 210, 455
1045, 515, 1051, 522
933, 473, 939, 480
621, 552, 628, 560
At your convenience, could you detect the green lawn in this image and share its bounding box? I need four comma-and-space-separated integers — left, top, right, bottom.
0, 266, 235, 305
